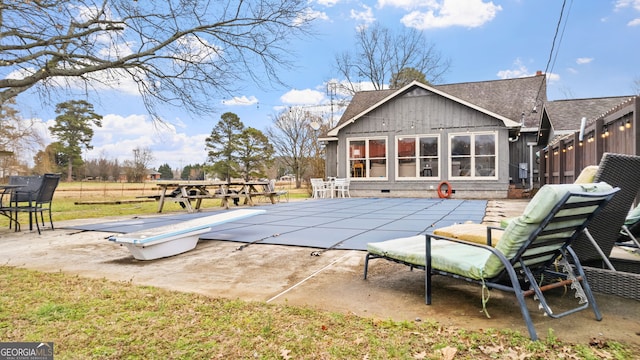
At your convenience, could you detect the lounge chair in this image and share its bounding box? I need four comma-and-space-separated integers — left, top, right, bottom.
364, 182, 618, 341
500, 153, 640, 272
571, 153, 640, 272
616, 203, 640, 248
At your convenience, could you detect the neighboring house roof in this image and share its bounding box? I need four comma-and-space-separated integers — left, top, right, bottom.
328, 79, 529, 137
537, 95, 635, 146
543, 96, 635, 131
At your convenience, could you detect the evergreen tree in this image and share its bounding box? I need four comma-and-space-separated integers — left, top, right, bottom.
49, 100, 102, 181
158, 163, 174, 179
237, 127, 274, 181
205, 112, 244, 182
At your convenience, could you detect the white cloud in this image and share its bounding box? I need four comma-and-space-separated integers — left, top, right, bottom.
496, 59, 530, 79
615, 0, 640, 11
381, 0, 501, 29
222, 96, 259, 106
280, 89, 326, 105
614, 0, 640, 25
75, 113, 208, 169
350, 5, 376, 27
173, 35, 220, 64
316, 0, 341, 7
496, 59, 559, 83
576, 57, 593, 65
294, 8, 329, 26
377, 0, 438, 11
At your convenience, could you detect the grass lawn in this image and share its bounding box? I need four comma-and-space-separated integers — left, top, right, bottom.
1, 266, 632, 359
0, 181, 637, 358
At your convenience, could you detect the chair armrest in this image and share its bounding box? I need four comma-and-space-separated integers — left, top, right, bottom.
12, 189, 38, 206
429, 232, 495, 250
486, 225, 506, 246
426, 233, 515, 274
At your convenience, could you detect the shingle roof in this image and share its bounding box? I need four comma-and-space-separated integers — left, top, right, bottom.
336, 89, 395, 126
544, 96, 635, 131
334, 74, 547, 130
435, 75, 546, 128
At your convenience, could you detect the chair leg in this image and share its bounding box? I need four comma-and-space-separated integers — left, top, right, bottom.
48, 208, 54, 230
34, 211, 41, 235
567, 247, 602, 321
425, 235, 432, 305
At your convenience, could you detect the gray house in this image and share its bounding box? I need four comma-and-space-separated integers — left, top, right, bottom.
321, 74, 547, 198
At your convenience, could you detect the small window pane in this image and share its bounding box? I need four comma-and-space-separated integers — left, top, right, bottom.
369, 139, 386, 158
397, 138, 415, 157
451, 135, 471, 156
475, 134, 495, 155
350, 141, 365, 158
420, 137, 438, 157
420, 159, 437, 177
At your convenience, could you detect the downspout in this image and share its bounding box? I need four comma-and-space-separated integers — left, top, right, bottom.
527, 142, 536, 191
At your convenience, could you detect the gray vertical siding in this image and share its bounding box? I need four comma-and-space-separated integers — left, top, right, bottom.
326, 89, 515, 197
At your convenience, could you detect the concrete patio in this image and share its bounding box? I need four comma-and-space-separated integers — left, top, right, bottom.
1, 197, 639, 346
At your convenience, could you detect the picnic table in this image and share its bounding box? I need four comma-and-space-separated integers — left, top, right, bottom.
150, 181, 277, 213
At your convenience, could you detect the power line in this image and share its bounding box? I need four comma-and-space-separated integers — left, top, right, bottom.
534, 0, 570, 106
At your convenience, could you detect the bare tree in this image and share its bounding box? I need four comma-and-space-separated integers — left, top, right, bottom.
335, 22, 450, 94
0, 1, 315, 118
266, 107, 322, 189
124, 146, 154, 182
0, 99, 44, 175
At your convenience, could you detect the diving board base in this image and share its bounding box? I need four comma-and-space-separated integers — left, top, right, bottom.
109, 209, 266, 260
121, 234, 202, 261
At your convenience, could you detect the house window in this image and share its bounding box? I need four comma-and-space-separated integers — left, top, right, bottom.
449, 132, 496, 178
348, 138, 387, 178
397, 135, 439, 178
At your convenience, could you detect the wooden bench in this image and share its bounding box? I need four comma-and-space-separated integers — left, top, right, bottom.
214, 193, 245, 209
136, 195, 164, 200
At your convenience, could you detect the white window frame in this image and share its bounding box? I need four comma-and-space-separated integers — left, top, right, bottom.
448, 131, 498, 179
347, 137, 388, 180
395, 134, 440, 180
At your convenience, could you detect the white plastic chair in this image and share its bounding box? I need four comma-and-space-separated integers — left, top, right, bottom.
310, 178, 328, 199
333, 178, 350, 198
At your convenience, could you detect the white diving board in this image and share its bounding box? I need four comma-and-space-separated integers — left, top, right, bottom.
108, 209, 266, 260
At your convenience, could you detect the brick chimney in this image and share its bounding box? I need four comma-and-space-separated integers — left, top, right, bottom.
536, 70, 543, 76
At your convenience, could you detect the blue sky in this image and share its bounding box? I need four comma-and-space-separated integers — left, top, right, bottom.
17, 0, 640, 170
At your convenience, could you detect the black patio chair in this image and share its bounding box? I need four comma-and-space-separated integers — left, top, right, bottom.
10, 173, 60, 234
9, 175, 43, 202
2, 175, 43, 231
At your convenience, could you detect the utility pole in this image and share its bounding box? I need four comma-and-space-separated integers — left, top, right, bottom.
326, 82, 337, 127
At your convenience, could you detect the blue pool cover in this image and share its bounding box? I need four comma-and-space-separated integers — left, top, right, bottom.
65, 198, 487, 251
